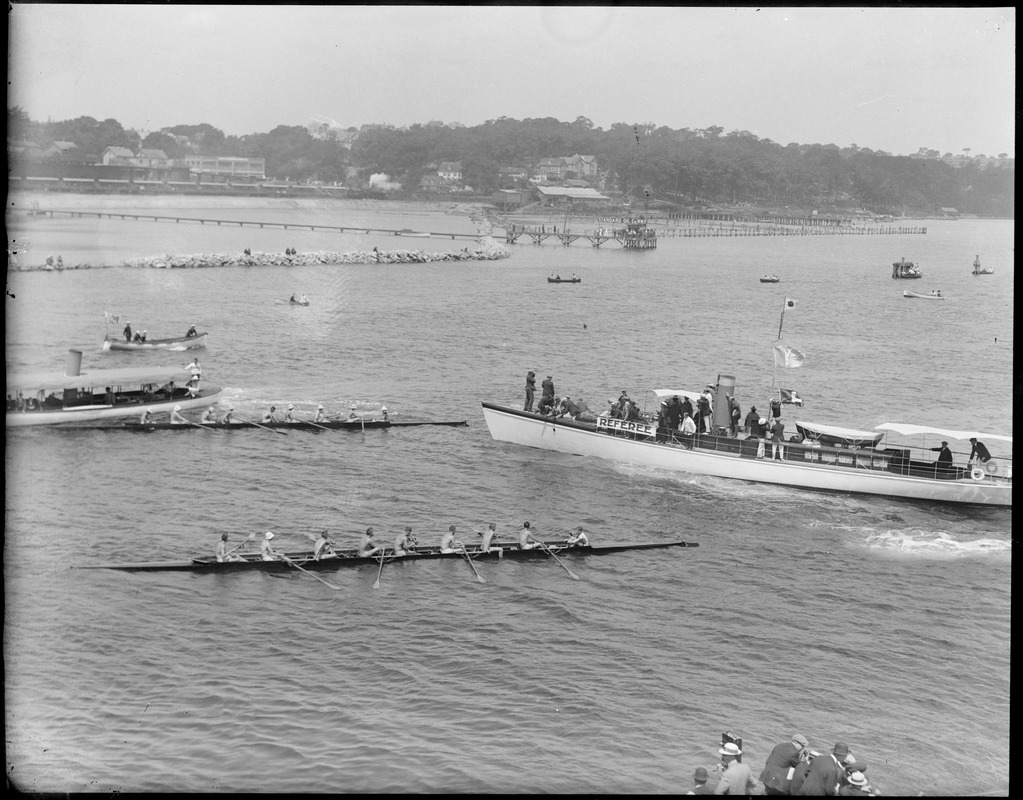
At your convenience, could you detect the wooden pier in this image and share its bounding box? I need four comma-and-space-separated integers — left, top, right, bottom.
503, 221, 657, 249
27, 209, 484, 241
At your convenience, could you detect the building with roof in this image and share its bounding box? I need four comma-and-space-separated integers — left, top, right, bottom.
534, 185, 610, 206
182, 155, 266, 179
102, 146, 135, 166
438, 161, 463, 182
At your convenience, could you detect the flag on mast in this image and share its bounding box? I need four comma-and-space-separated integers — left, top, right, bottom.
780, 388, 803, 406
773, 344, 806, 368
104, 311, 120, 324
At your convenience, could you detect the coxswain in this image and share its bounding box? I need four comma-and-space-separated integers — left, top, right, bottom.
185, 324, 198, 338
139, 409, 153, 425
313, 404, 327, 423
567, 526, 590, 547
201, 406, 218, 424
359, 527, 383, 557
169, 404, 188, 425
300, 294, 308, 304
477, 522, 503, 558
394, 526, 418, 556
261, 405, 278, 423
290, 294, 296, 302
260, 531, 279, 561
284, 403, 296, 423
123, 321, 132, 341
440, 525, 460, 554
518, 520, 542, 550
312, 530, 334, 560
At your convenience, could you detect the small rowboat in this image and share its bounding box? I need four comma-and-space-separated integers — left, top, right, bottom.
972, 255, 993, 275
61, 419, 469, 431
759, 275, 780, 283
903, 290, 945, 300
103, 332, 207, 351
548, 276, 581, 283
75, 540, 699, 573
289, 298, 310, 306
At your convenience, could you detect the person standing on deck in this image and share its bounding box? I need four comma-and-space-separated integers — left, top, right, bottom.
744, 406, 759, 437
542, 375, 556, 408
123, 321, 132, 341
968, 437, 992, 467
139, 409, 153, 424
359, 527, 383, 557
169, 405, 188, 425
700, 386, 715, 433
186, 357, 201, 379
216, 533, 244, 562
759, 734, 809, 795
686, 766, 715, 795
260, 531, 279, 561
771, 418, 786, 460
518, 521, 543, 550
797, 742, 849, 796
524, 371, 536, 412
770, 396, 782, 421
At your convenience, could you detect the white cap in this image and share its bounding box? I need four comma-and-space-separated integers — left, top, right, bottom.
381, 406, 387, 411
173, 405, 182, 411
287, 404, 294, 409
265, 531, 274, 539
317, 404, 324, 409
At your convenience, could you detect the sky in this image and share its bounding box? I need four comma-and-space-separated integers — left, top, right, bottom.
7, 5, 1016, 158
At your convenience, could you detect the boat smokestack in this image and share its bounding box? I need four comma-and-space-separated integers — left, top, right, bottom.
65, 348, 82, 377
713, 374, 736, 430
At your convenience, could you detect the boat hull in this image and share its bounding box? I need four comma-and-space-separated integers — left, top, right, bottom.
78, 541, 698, 572
903, 291, 945, 299
481, 403, 1011, 507
103, 333, 208, 351
56, 419, 468, 431
547, 278, 581, 283
6, 388, 223, 427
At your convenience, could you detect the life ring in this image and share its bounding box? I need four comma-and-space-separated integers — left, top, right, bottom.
984, 461, 998, 475
970, 468, 985, 482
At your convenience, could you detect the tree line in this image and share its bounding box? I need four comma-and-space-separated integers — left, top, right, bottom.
7, 108, 1014, 216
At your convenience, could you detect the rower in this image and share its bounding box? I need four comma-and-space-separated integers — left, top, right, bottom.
262, 405, 278, 423
290, 294, 296, 302
133, 331, 142, 342
358, 527, 383, 557
201, 406, 218, 424
284, 403, 296, 423
347, 406, 360, 421
394, 526, 418, 556
222, 406, 235, 424
518, 520, 542, 550
260, 531, 279, 561
440, 525, 460, 554
185, 324, 198, 338
169, 404, 188, 425
477, 522, 504, 559
381, 406, 389, 422
567, 526, 590, 547
313, 530, 334, 560
140, 330, 147, 342
216, 533, 244, 562
139, 409, 153, 425
313, 404, 327, 423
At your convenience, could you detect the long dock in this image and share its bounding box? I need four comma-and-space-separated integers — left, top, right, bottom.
27, 209, 483, 241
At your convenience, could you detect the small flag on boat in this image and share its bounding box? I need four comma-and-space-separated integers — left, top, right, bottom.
785, 298, 797, 308
773, 344, 806, 368
780, 388, 803, 406
104, 311, 120, 324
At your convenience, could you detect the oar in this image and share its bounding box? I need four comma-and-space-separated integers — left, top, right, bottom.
236, 416, 289, 436
538, 541, 581, 580
305, 418, 333, 432
281, 555, 343, 590
183, 418, 225, 433
372, 551, 387, 589
458, 545, 486, 584
225, 532, 257, 556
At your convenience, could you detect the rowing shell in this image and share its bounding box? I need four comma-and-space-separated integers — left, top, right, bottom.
76, 541, 699, 572
56, 419, 469, 431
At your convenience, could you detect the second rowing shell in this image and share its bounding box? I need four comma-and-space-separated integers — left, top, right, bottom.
53, 419, 469, 431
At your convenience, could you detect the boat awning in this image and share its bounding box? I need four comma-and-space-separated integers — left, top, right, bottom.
875, 423, 1013, 444
653, 388, 704, 402
795, 421, 884, 447
6, 366, 195, 393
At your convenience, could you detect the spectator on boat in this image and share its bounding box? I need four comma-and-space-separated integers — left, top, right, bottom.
575, 397, 595, 422
524, 371, 537, 412
358, 527, 383, 558
770, 397, 782, 420
261, 405, 278, 423
170, 405, 188, 425
542, 375, 556, 407
696, 394, 711, 434
133, 331, 143, 342
284, 403, 296, 423
312, 530, 334, 560
185, 324, 198, 338
797, 742, 849, 796
714, 742, 757, 796
788, 752, 818, 796
838, 771, 873, 797
201, 406, 218, 424
666, 396, 682, 430
518, 521, 542, 550
140, 330, 147, 342
680, 395, 694, 423
759, 734, 809, 795
159, 381, 176, 400
260, 531, 279, 561
750, 417, 768, 458
440, 525, 459, 554
686, 765, 714, 795
563, 396, 581, 418
223, 406, 235, 424
313, 404, 327, 423
567, 526, 589, 546
616, 390, 630, 416
105, 386, 115, 405
772, 418, 787, 460
744, 406, 760, 436
680, 411, 698, 447
394, 526, 418, 556
930, 441, 954, 469
477, 522, 503, 557
123, 321, 132, 341
728, 396, 742, 437
969, 438, 992, 466
657, 401, 671, 439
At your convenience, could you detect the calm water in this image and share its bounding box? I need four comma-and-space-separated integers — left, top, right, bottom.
4, 196, 1012, 794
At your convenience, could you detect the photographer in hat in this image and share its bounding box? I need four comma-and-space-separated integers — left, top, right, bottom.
759, 734, 809, 795
714, 741, 757, 795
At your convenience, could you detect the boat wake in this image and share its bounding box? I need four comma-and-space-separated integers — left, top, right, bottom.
863, 529, 1011, 557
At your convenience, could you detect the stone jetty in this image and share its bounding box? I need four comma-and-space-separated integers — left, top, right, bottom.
9, 236, 510, 272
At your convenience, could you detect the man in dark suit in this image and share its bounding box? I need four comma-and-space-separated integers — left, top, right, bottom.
759, 734, 809, 795
798, 741, 849, 796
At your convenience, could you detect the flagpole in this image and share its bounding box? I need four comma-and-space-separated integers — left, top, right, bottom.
777, 301, 786, 342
